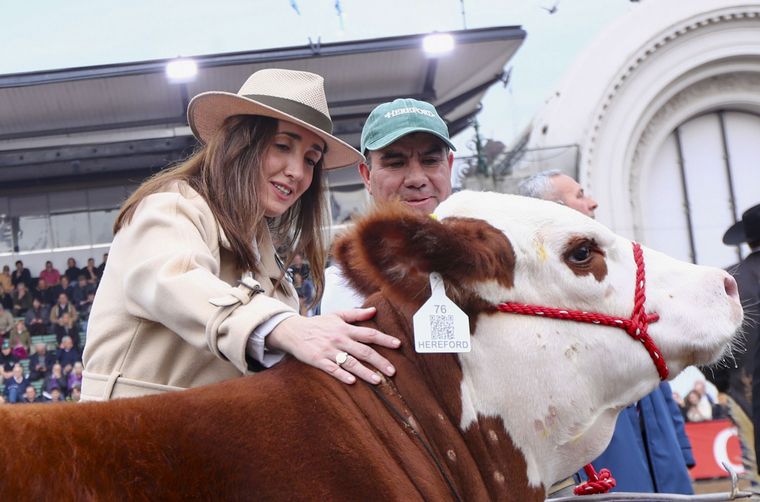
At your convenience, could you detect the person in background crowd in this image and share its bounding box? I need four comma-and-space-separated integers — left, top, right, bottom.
11, 260, 32, 289
12, 282, 33, 317
684, 390, 709, 422
0, 285, 13, 311
0, 265, 12, 293
520, 169, 694, 496
692, 380, 714, 421
44, 362, 68, 397
46, 386, 64, 403
82, 257, 100, 285
518, 169, 598, 218
54, 275, 76, 304
4, 363, 30, 404
67, 361, 84, 391
21, 385, 44, 404
29, 342, 56, 382
0, 303, 14, 339
25, 297, 50, 337
8, 319, 30, 359
50, 292, 78, 330
57, 335, 81, 375
288, 252, 310, 280
64, 257, 80, 283
321, 98, 455, 314
0, 340, 17, 380
96, 252, 108, 278
82, 69, 399, 402
33, 278, 57, 306
54, 312, 79, 348
68, 383, 82, 402
71, 275, 95, 311
39, 260, 61, 286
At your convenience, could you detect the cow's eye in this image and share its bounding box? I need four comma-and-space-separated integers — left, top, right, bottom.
566, 242, 594, 264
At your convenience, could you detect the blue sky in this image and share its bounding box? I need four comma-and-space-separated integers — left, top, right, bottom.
3, 0, 635, 151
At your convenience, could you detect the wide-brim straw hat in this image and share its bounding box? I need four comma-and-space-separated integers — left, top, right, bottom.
187, 69, 363, 170
723, 203, 760, 245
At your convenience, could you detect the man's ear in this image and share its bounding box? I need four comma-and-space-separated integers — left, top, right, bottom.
358, 162, 371, 193
333, 202, 515, 307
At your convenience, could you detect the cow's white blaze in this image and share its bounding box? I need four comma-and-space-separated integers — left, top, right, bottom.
434, 191, 742, 489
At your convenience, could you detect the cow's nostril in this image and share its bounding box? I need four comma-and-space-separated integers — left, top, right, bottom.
724, 275, 739, 302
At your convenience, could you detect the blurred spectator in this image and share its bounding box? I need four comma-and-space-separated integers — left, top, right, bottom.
64, 257, 81, 283
33, 278, 57, 306
96, 252, 108, 277
29, 342, 56, 382
44, 362, 68, 397
50, 292, 78, 328
293, 273, 315, 316
82, 257, 100, 285
684, 390, 709, 422
0, 339, 16, 379
11, 260, 32, 289
0, 303, 13, 338
8, 319, 30, 359
0, 265, 11, 293
68, 361, 84, 390
67, 383, 81, 402
39, 260, 61, 286
288, 252, 310, 280
25, 298, 50, 337
693, 381, 714, 420
54, 276, 76, 306
72, 275, 95, 311
45, 386, 64, 403
54, 312, 79, 348
4, 363, 30, 404
21, 385, 44, 404
0, 285, 12, 311
79, 292, 96, 332
57, 335, 81, 375
12, 283, 33, 317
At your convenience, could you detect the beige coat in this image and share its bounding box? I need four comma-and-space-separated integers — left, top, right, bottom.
82, 181, 299, 400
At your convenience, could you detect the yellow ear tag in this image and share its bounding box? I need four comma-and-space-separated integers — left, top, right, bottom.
429, 213, 439, 221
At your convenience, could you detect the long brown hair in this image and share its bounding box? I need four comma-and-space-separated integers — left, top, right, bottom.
114, 115, 328, 301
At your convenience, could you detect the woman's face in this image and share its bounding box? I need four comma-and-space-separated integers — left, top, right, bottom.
260, 120, 323, 218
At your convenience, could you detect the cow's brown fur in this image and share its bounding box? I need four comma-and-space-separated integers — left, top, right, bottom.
0, 204, 543, 501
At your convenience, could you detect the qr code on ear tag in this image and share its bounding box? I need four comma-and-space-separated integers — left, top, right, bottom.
430, 314, 455, 340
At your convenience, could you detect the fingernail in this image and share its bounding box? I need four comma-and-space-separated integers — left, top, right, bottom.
386, 365, 395, 375
393, 338, 401, 347
371, 373, 381, 384
347, 375, 356, 384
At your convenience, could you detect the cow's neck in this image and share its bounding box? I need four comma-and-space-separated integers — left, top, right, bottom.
366, 293, 545, 501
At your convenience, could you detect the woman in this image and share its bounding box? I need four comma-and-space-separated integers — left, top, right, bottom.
8, 319, 30, 359
82, 69, 399, 401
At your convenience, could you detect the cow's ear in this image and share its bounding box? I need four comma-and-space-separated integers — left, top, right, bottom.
333, 203, 515, 306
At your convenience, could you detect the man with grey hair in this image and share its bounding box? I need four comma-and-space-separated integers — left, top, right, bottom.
518, 169, 598, 218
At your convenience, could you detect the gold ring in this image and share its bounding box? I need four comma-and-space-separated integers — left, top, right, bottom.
335, 351, 349, 366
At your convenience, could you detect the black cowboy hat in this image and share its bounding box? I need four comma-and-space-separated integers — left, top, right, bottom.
723, 203, 760, 245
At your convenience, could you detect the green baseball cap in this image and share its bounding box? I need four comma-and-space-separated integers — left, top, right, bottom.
360, 98, 456, 154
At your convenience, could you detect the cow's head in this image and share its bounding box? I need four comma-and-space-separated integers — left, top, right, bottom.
334, 191, 742, 489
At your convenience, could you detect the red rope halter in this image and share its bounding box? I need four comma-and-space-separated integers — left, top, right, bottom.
493, 241, 667, 495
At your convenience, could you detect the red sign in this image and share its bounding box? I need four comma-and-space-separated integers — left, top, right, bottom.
684, 419, 744, 479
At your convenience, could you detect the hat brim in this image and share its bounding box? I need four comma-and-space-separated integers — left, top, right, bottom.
723, 220, 746, 245
187, 92, 364, 170
363, 126, 457, 154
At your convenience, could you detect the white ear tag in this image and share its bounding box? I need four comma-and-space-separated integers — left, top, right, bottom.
413, 272, 471, 353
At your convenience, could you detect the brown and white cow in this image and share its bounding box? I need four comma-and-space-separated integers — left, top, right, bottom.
0, 191, 742, 501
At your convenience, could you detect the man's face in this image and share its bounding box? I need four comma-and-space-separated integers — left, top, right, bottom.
550, 174, 598, 218
359, 133, 453, 214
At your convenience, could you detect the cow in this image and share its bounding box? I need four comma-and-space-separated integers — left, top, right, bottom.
0, 191, 742, 501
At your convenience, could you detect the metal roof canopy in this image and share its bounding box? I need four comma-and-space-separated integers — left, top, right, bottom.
0, 26, 525, 194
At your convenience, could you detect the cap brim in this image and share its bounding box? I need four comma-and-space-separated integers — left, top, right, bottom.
187, 92, 364, 170
723, 220, 745, 245
364, 126, 457, 153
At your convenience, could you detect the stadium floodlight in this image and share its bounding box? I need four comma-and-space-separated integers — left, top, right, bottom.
422, 33, 455, 56
166, 58, 198, 82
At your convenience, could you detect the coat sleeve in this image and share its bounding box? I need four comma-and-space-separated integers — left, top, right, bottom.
661, 381, 695, 467
118, 191, 297, 373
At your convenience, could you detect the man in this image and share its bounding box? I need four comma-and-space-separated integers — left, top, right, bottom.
29, 342, 57, 382
518, 169, 598, 218
721, 203, 760, 478
521, 169, 694, 495
321, 98, 454, 314
0, 303, 14, 338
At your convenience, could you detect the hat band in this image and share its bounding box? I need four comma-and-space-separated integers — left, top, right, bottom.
243, 94, 333, 134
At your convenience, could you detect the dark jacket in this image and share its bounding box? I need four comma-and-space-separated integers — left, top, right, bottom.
580, 381, 695, 494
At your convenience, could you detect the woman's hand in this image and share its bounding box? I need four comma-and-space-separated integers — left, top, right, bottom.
266, 307, 401, 385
